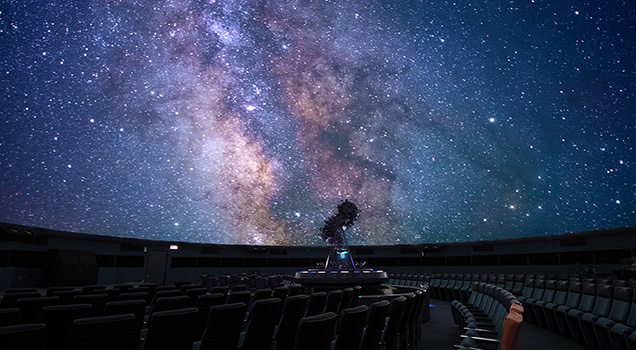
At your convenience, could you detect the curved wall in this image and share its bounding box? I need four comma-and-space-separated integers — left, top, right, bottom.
1, 223, 635, 291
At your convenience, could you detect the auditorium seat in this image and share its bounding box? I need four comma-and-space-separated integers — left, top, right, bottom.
544, 281, 581, 332
273, 294, 309, 350
40, 303, 93, 350
578, 284, 614, 347
534, 280, 568, 328
230, 284, 248, 293
16, 296, 60, 323
564, 283, 599, 341
609, 288, 636, 350
337, 287, 355, 314
103, 299, 146, 339
239, 297, 282, 350
332, 304, 368, 350
305, 292, 327, 317
293, 312, 337, 350
459, 304, 524, 350
51, 290, 83, 304
150, 290, 182, 310
113, 284, 134, 293
184, 288, 207, 307
0, 291, 41, 309
252, 288, 273, 303
72, 293, 109, 316
381, 296, 406, 350
143, 307, 198, 350
0, 323, 47, 350
45, 287, 74, 297
210, 286, 230, 296
323, 290, 342, 314
360, 300, 390, 350
227, 290, 251, 305
127, 286, 152, 294
91, 288, 122, 302
554, 282, 586, 336
511, 274, 525, 295
194, 302, 246, 350
273, 286, 289, 302
152, 295, 191, 315
524, 279, 555, 324
594, 286, 632, 350
119, 291, 151, 305
138, 283, 157, 296
179, 284, 198, 293
66, 314, 138, 350
194, 293, 226, 339
0, 308, 20, 327
519, 279, 545, 307
82, 285, 106, 294
396, 293, 416, 350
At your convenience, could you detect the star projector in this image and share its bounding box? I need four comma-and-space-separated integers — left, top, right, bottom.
294, 200, 388, 288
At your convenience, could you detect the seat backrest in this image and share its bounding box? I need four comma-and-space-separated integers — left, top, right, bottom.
45, 287, 74, 297
552, 281, 569, 305
143, 308, 198, 350
210, 285, 230, 296
294, 312, 338, 350
381, 296, 406, 347
0, 292, 42, 309
273, 286, 289, 301
41, 304, 93, 350
92, 288, 122, 302
241, 298, 283, 350
226, 290, 251, 305
591, 284, 614, 316
184, 288, 206, 307
150, 290, 182, 308
332, 305, 368, 350
0, 322, 46, 350
16, 296, 60, 324
530, 280, 546, 299
275, 295, 309, 350
565, 282, 583, 308
72, 294, 109, 316
253, 288, 273, 303
608, 287, 633, 322
0, 308, 20, 327
338, 288, 355, 314
199, 302, 246, 350
541, 280, 557, 303
521, 279, 535, 298
104, 299, 146, 335
151, 295, 191, 315
324, 289, 343, 314
305, 292, 327, 317
118, 292, 150, 305
359, 300, 390, 350
578, 283, 598, 312
67, 314, 138, 350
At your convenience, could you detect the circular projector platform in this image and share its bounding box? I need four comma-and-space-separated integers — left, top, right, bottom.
293, 269, 389, 287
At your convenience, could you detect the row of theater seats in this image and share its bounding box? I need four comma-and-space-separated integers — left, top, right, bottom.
518, 278, 636, 350
450, 282, 524, 350
202, 274, 284, 291
0, 281, 426, 350
387, 271, 636, 350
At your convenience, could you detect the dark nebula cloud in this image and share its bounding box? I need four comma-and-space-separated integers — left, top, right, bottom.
1, 0, 634, 245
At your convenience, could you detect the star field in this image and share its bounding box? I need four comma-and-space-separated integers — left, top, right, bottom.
1, 0, 635, 245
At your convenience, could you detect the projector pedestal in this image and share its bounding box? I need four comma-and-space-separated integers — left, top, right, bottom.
293, 269, 388, 289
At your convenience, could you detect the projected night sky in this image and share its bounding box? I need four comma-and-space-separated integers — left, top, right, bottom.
1, 1, 634, 245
